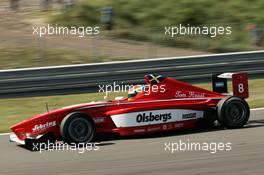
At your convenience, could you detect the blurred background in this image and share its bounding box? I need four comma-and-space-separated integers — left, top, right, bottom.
0, 0, 264, 69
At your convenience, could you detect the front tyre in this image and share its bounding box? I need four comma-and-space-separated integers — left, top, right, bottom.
60, 113, 95, 144
217, 96, 250, 128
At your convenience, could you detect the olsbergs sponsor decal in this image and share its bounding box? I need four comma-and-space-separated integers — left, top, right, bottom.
32, 121, 56, 132
136, 112, 172, 123
111, 109, 203, 127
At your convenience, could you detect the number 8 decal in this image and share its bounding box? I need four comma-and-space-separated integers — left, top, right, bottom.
238, 83, 244, 93
232, 73, 248, 98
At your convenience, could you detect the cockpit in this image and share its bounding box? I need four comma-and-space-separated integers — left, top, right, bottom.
127, 74, 166, 101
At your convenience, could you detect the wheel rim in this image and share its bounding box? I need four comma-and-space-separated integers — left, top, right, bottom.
68, 118, 93, 143
226, 101, 246, 124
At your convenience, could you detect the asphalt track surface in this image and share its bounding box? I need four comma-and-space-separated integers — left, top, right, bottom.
0, 109, 264, 175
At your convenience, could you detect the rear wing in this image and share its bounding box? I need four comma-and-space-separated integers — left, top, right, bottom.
212, 72, 249, 99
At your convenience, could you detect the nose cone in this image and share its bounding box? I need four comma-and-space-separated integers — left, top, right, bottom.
10, 122, 27, 140
10, 112, 53, 140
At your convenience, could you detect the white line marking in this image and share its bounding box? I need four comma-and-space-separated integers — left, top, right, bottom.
0, 107, 263, 135
0, 133, 10, 136
251, 107, 264, 111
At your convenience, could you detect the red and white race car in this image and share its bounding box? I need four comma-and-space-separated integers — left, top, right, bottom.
10, 72, 250, 147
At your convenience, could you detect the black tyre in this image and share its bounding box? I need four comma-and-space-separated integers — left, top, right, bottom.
217, 96, 250, 128
60, 112, 95, 144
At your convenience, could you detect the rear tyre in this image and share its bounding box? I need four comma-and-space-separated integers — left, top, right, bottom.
217, 96, 250, 128
60, 112, 95, 144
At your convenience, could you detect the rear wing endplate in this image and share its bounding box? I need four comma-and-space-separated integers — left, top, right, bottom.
212, 72, 249, 99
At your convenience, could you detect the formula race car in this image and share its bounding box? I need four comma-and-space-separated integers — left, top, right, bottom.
10, 72, 250, 148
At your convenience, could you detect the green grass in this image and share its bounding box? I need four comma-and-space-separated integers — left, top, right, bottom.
0, 78, 263, 133
52, 0, 264, 52
0, 42, 116, 69
248, 99, 264, 108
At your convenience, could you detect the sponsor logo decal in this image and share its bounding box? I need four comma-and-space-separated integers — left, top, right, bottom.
147, 127, 161, 132
136, 112, 172, 123
182, 113, 197, 119
163, 125, 168, 130
93, 117, 106, 123
174, 123, 184, 128
32, 121, 56, 132
175, 91, 205, 98
134, 129, 146, 133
